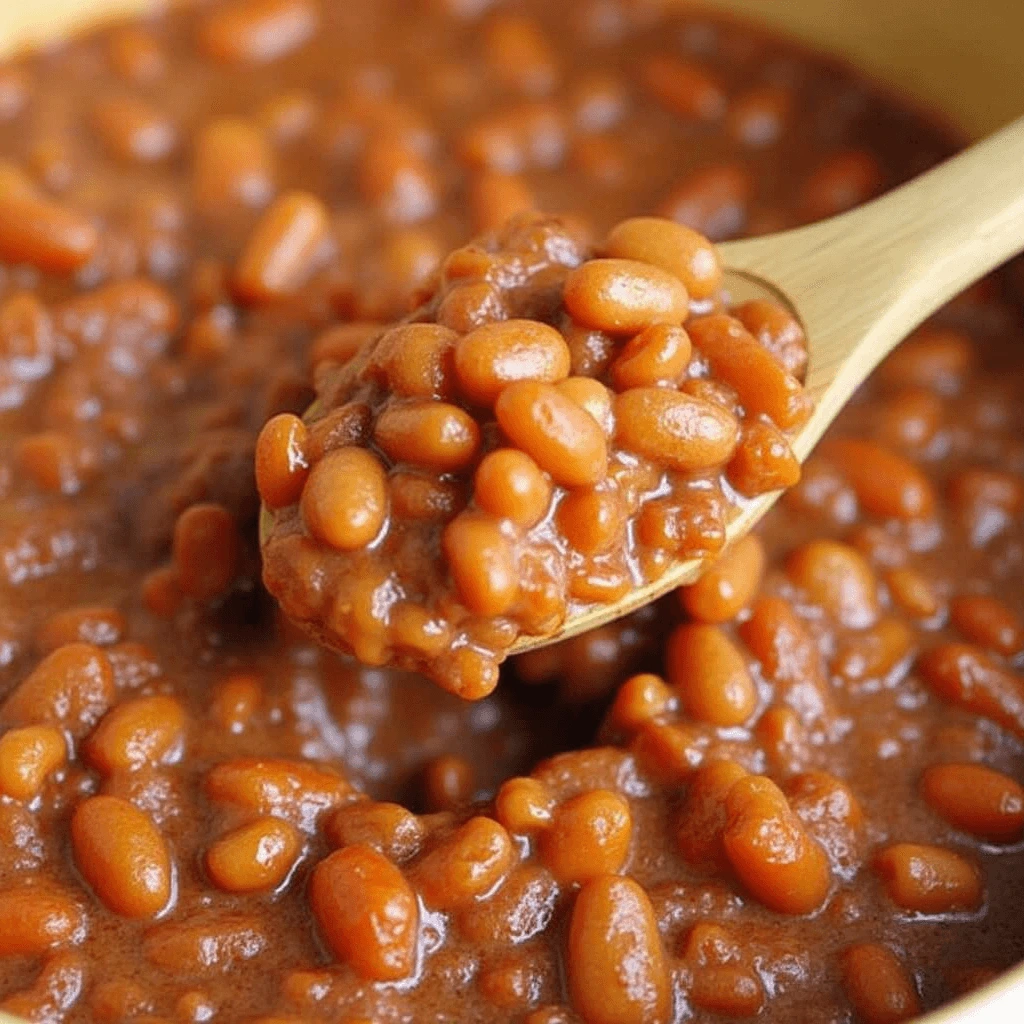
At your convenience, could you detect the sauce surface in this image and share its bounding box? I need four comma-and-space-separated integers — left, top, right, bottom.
0, 1, 1023, 1022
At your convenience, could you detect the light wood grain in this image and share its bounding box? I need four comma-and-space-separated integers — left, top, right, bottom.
509, 115, 1024, 653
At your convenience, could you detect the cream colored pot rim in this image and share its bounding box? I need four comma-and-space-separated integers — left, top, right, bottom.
1, 2, 1022, 1023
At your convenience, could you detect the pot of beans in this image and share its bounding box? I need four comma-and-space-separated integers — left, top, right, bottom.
0, 2, 1022, 1024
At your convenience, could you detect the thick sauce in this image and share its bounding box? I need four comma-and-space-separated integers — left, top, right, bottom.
0, 1, 1022, 1022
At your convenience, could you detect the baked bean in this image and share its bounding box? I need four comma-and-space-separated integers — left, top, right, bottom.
610, 325, 692, 389
688, 315, 812, 429
567, 875, 669, 1024
841, 944, 921, 1024
324, 801, 424, 862
723, 775, 831, 914
193, 118, 276, 214
680, 534, 765, 623
300, 447, 388, 550
879, 327, 975, 395
727, 83, 793, 147
437, 280, 509, 332
92, 95, 177, 164
823, 438, 937, 520
950, 594, 1023, 656
470, 172, 536, 233
667, 623, 757, 727
358, 136, 439, 224
143, 913, 269, 974
413, 816, 514, 909
455, 319, 571, 405
540, 789, 631, 884
423, 753, 476, 811
1, 643, 115, 737
199, 0, 318, 65
636, 490, 727, 559
556, 377, 615, 436
389, 470, 463, 521
564, 259, 688, 334
877, 388, 943, 450
557, 488, 624, 554
832, 617, 916, 683
603, 217, 722, 300
0, 725, 67, 801
0, 949, 88, 1021
443, 512, 518, 616
108, 26, 166, 82
0, 189, 98, 273
458, 101, 567, 174
658, 163, 751, 240
874, 843, 982, 914
948, 467, 1024, 546
484, 13, 557, 95
234, 191, 330, 304
72, 795, 173, 919
495, 776, 554, 834
615, 387, 739, 472
85, 696, 186, 775
682, 922, 765, 1018
917, 643, 1024, 739
36, 606, 125, 652
255, 413, 309, 510
372, 323, 457, 400
676, 759, 749, 868
375, 399, 481, 471
786, 771, 865, 875
756, 705, 811, 776
209, 673, 262, 734
474, 449, 552, 526
642, 54, 726, 122
0, 882, 86, 957
206, 817, 302, 892
885, 567, 941, 619
304, 402, 373, 460
204, 757, 353, 831
727, 418, 802, 495
786, 539, 880, 629
607, 674, 673, 735
495, 380, 608, 487
802, 149, 882, 220
732, 299, 808, 380
172, 503, 240, 601
920, 763, 1024, 844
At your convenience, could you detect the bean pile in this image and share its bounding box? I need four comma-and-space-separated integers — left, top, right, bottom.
0, 0, 1022, 1022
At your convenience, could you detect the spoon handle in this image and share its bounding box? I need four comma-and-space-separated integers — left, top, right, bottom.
719, 114, 1024, 429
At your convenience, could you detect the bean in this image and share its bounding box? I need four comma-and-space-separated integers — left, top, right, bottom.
802, 149, 882, 220
556, 377, 615, 436
143, 913, 268, 974
723, 775, 831, 914
785, 539, 879, 628
443, 513, 519, 616
234, 191, 329, 304
423, 754, 475, 811
607, 673, 673, 735
603, 217, 722, 299
918, 643, 1024, 739
879, 327, 974, 395
193, 118, 276, 214
72, 795, 172, 919
610, 324, 692, 389
0, 726, 67, 800
841, 944, 921, 1024
948, 467, 1023, 547
459, 863, 559, 947
300, 448, 387, 550
950, 594, 1023, 656
172, 503, 240, 601
727, 418, 802, 496
474, 449, 552, 526
483, 14, 558, 95
667, 623, 757, 727
372, 323, 457, 399
470, 172, 536, 233
0, 190, 98, 274
733, 299, 808, 380
199, 0, 318, 65
682, 922, 765, 1018
821, 438, 936, 520
688, 314, 812, 429
0, 882, 86, 957
921, 763, 1024, 844
206, 817, 301, 892
680, 534, 765, 623
325, 801, 424, 862
255, 413, 309, 510
375, 399, 481, 471
615, 387, 739, 471
494, 776, 555, 835
540, 790, 632, 884
495, 380, 608, 487
412, 816, 514, 910
659, 163, 752, 241
874, 843, 982, 913
36, 606, 124, 652
564, 259, 688, 334
1, 643, 115, 737
641, 55, 726, 122
85, 695, 186, 775
567, 875, 669, 1024
676, 759, 749, 868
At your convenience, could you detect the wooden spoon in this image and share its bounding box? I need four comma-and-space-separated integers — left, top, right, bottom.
261, 116, 1024, 656
509, 114, 1024, 652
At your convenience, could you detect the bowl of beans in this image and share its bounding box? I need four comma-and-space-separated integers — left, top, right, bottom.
1, 1, 1023, 1024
